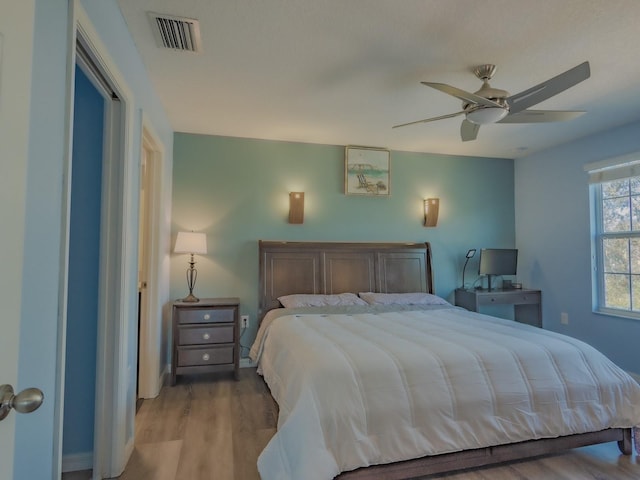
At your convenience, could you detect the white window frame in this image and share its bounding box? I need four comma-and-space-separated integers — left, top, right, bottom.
586, 152, 640, 320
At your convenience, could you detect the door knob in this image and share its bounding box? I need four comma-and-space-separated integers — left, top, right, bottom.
0, 384, 44, 421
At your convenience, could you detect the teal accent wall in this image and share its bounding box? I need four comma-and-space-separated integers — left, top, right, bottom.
515, 120, 640, 375
172, 133, 516, 350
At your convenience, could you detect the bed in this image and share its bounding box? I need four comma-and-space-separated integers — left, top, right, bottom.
250, 240, 640, 480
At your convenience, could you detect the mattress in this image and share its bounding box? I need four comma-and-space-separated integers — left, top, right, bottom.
250, 304, 640, 480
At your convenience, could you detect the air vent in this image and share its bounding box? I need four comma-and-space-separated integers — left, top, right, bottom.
148, 12, 202, 53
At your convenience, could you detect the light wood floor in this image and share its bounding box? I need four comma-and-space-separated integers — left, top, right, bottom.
63, 368, 640, 480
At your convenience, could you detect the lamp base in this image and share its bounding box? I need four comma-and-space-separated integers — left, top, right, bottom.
180, 293, 200, 303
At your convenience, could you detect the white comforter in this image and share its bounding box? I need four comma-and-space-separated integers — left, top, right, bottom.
250, 305, 640, 480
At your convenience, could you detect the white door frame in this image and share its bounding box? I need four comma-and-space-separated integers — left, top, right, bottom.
60, 3, 136, 477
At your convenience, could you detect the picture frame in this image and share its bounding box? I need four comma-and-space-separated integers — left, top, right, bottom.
344, 146, 390, 196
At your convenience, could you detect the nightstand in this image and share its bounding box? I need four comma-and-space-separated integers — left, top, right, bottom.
454, 288, 542, 327
171, 297, 240, 385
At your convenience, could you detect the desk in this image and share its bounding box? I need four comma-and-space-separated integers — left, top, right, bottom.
454, 288, 542, 327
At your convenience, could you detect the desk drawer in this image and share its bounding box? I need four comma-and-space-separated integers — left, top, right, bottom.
177, 307, 235, 324
178, 324, 234, 345
478, 292, 541, 306
177, 345, 234, 367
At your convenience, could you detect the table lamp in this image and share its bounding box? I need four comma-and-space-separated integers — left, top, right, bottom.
174, 231, 207, 302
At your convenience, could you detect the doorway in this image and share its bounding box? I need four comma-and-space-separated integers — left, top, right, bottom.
136, 121, 165, 401
60, 19, 136, 477
62, 59, 106, 471
59, 4, 170, 477
138, 129, 155, 404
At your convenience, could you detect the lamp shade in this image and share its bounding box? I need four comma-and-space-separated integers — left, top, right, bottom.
174, 231, 207, 254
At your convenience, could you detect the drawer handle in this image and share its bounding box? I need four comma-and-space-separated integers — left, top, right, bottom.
203, 314, 211, 320
202, 353, 210, 361
202, 333, 210, 340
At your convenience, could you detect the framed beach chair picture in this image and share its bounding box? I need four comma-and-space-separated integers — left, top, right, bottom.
344, 146, 390, 196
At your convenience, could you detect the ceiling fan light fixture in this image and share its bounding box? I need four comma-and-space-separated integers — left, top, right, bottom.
466, 106, 509, 125
396, 62, 590, 141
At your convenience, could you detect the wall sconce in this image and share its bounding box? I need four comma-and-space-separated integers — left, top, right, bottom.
423, 198, 439, 227
174, 231, 207, 302
289, 192, 304, 224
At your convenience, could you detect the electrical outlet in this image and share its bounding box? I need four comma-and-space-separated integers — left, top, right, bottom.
560, 312, 569, 325
241, 315, 249, 328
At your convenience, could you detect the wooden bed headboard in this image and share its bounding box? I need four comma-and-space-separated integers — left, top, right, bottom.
258, 241, 433, 320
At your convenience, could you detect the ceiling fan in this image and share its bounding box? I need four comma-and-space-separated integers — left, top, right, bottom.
393, 61, 590, 141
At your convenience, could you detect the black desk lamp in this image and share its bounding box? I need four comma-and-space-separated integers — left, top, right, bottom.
461, 248, 476, 289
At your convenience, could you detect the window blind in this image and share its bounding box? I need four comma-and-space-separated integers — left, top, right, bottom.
585, 152, 640, 184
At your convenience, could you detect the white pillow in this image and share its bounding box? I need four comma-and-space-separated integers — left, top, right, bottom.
358, 292, 450, 306
278, 293, 368, 308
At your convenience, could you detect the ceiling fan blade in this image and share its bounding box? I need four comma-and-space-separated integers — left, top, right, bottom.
460, 119, 480, 141
507, 61, 590, 115
498, 110, 586, 124
422, 82, 503, 108
393, 110, 465, 129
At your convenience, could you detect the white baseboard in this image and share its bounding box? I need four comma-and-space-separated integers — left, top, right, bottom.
62, 451, 93, 473
240, 357, 256, 368
122, 436, 135, 475
160, 364, 170, 387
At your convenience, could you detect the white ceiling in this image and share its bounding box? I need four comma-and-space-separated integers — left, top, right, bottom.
117, 0, 640, 159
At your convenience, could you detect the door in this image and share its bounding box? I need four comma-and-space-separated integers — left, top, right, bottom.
0, 1, 37, 478
136, 123, 165, 401
137, 143, 151, 407
0, 207, 25, 474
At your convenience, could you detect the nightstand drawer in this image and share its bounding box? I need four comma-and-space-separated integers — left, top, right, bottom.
178, 324, 234, 345
177, 345, 234, 367
478, 291, 540, 306
177, 307, 235, 324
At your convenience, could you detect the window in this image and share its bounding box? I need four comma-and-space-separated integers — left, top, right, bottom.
587, 154, 640, 319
